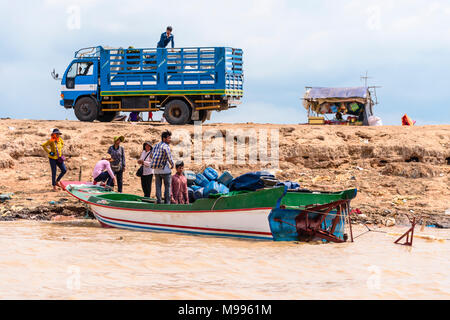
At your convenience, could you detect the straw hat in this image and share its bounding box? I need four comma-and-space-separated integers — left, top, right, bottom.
114, 136, 125, 143
102, 155, 113, 161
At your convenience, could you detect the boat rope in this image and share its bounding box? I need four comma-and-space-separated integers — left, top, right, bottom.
211, 196, 225, 211
274, 219, 297, 229
353, 221, 450, 241
273, 219, 298, 235
353, 224, 388, 240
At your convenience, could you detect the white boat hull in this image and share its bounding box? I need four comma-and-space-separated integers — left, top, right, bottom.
91, 204, 274, 240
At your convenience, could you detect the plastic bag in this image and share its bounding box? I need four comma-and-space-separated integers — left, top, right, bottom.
368, 116, 383, 126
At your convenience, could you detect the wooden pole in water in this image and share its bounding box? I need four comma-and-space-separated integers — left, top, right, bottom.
347, 203, 354, 242
394, 216, 417, 247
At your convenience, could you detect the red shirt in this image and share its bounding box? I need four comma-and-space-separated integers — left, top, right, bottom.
171, 174, 189, 204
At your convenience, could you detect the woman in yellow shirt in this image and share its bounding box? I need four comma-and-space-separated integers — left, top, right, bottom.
42, 129, 67, 191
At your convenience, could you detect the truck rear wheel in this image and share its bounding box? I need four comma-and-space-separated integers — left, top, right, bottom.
199, 110, 208, 123
164, 99, 191, 125
74, 97, 98, 122
97, 111, 118, 122
188, 110, 208, 124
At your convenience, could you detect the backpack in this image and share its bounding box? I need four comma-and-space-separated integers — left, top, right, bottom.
110, 146, 124, 172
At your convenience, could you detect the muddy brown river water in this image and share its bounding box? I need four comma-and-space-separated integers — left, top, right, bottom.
0, 220, 449, 299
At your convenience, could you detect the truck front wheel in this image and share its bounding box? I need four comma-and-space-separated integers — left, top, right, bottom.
74, 97, 98, 122
164, 99, 191, 125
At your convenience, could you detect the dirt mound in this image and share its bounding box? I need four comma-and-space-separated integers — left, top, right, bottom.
0, 119, 449, 227
0, 152, 15, 169
382, 163, 442, 179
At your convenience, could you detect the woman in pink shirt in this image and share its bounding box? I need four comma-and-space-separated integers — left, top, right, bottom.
171, 161, 189, 204
93, 156, 117, 188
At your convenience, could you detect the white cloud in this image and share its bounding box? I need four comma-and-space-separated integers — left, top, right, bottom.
0, 0, 449, 124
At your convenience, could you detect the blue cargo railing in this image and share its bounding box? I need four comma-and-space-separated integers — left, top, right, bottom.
225, 48, 243, 92
99, 47, 243, 95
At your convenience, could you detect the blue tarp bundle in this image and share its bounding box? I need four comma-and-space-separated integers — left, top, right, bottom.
229, 171, 275, 192
307, 87, 368, 99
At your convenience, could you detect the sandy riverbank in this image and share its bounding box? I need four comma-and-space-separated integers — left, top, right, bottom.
0, 119, 449, 227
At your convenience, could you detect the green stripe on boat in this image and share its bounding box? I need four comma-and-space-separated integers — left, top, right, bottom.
65, 183, 356, 212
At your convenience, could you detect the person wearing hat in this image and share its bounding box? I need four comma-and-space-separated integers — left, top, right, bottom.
137, 142, 154, 198
107, 136, 126, 193
41, 128, 67, 191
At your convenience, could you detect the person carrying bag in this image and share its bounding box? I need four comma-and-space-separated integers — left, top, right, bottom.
137, 142, 153, 198
108, 136, 126, 193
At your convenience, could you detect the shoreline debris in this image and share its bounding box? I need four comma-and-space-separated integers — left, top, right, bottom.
0, 193, 13, 202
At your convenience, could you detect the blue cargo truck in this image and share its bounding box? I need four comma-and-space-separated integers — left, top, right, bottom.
57, 46, 243, 125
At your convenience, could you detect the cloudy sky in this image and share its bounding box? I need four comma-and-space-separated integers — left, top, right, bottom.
0, 0, 449, 125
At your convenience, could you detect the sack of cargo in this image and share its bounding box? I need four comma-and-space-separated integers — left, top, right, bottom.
203, 167, 219, 181
261, 176, 280, 187
195, 173, 209, 187
276, 181, 301, 191
187, 187, 196, 203
184, 170, 197, 186
217, 171, 233, 187
194, 187, 205, 200
191, 185, 202, 192
229, 171, 275, 192
204, 181, 220, 197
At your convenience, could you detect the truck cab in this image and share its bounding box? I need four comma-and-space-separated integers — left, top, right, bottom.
60, 47, 112, 121
59, 46, 244, 124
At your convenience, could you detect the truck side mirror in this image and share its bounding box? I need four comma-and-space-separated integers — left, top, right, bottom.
51, 69, 61, 80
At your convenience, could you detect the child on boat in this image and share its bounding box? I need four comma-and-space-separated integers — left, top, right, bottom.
92, 156, 117, 188
171, 161, 189, 204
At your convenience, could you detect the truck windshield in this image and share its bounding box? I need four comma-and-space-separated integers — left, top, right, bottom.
67, 62, 93, 78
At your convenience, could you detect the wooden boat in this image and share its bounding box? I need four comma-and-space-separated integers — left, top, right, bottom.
61, 181, 357, 242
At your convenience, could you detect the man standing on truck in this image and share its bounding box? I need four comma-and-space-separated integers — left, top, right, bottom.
157, 26, 174, 49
